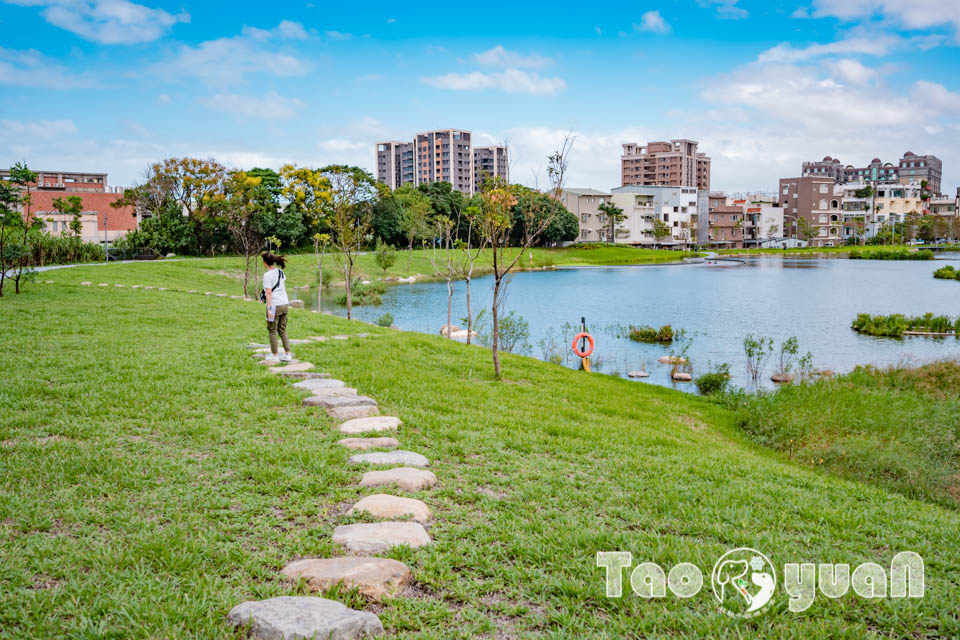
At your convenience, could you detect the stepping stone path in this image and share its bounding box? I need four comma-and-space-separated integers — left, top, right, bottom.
349, 494, 431, 523
237, 332, 441, 635
260, 358, 302, 367
328, 405, 379, 420
227, 596, 383, 639
360, 467, 437, 492
292, 378, 345, 392
304, 395, 376, 409
338, 437, 399, 451
339, 416, 401, 435
281, 557, 412, 602
332, 522, 431, 554
349, 450, 429, 467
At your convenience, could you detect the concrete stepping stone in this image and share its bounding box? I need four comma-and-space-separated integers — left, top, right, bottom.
304, 395, 376, 409
339, 416, 401, 435
230, 295, 243, 299
144, 286, 154, 290
114, 284, 125, 288
158, 287, 168, 291
248, 342, 270, 349
333, 335, 350, 340
328, 405, 379, 420
268, 361, 313, 373
227, 596, 383, 639
360, 467, 437, 492
309, 336, 329, 342
98, 283, 109, 287
338, 437, 399, 451
281, 557, 412, 602
292, 379, 345, 392
289, 339, 314, 345
280, 371, 330, 381
349, 494, 432, 523
204, 292, 214, 296
132, 285, 142, 289
80, 282, 92, 286
216, 293, 228, 297
332, 522, 431, 554
349, 450, 429, 467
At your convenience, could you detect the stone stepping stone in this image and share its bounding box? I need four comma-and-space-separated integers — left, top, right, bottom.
349, 450, 429, 467
132, 285, 142, 289
268, 361, 313, 374
144, 286, 154, 290
628, 371, 650, 378
216, 293, 228, 298
292, 379, 345, 392
281, 557, 412, 602
158, 287, 168, 291
338, 437, 399, 451
114, 284, 125, 288
349, 494, 432, 523
328, 405, 379, 420
230, 295, 243, 299
332, 522, 431, 554
253, 347, 273, 354
300, 387, 358, 400
248, 342, 270, 349
309, 336, 329, 342
80, 282, 92, 286
227, 596, 382, 639
204, 292, 214, 296
360, 467, 437, 492
98, 283, 109, 287
259, 358, 301, 367
333, 335, 350, 340
339, 416, 401, 435
289, 339, 314, 345
304, 395, 375, 409
280, 371, 330, 381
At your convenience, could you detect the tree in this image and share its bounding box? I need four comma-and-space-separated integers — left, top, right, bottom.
395, 185, 432, 272
150, 157, 227, 255
321, 165, 381, 320
418, 182, 466, 237
220, 170, 265, 298
429, 215, 463, 339
479, 136, 573, 378
7, 163, 41, 294
281, 164, 333, 301
312, 232, 330, 311
53, 196, 84, 238
0, 179, 23, 297
508, 187, 577, 247
797, 216, 816, 243
370, 192, 406, 246
375, 238, 396, 274
597, 201, 625, 244
459, 204, 486, 345
650, 218, 672, 246
767, 221, 779, 239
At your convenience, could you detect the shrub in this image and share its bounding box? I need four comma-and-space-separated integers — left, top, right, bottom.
852, 312, 957, 337
629, 324, 675, 343
374, 239, 396, 274
375, 312, 393, 327
933, 265, 958, 280
849, 248, 934, 260
335, 280, 386, 306
695, 363, 731, 396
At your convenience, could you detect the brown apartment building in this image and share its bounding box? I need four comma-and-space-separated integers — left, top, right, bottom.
377, 130, 507, 195
779, 176, 842, 247
621, 139, 711, 191
706, 193, 744, 248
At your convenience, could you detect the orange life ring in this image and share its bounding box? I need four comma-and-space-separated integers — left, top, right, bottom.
572, 332, 595, 358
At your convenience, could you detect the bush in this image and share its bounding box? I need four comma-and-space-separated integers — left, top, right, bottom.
374, 239, 396, 274
852, 312, 957, 337
335, 280, 386, 306
28, 233, 104, 266
375, 312, 394, 327
629, 324, 675, 343
695, 363, 731, 396
933, 265, 958, 280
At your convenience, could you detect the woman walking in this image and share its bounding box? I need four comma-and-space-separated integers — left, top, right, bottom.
261, 252, 293, 363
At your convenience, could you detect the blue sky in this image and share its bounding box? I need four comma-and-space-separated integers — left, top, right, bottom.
2, 0, 959, 194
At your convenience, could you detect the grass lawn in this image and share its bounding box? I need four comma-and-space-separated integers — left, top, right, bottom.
2, 274, 959, 638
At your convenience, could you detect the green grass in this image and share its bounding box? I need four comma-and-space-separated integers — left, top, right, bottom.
2, 276, 959, 637
724, 362, 960, 509
719, 245, 949, 258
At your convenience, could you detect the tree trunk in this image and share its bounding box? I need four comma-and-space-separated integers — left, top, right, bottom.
446, 277, 453, 338
344, 258, 353, 320
243, 251, 251, 299
465, 273, 472, 345
407, 241, 413, 274
491, 277, 501, 378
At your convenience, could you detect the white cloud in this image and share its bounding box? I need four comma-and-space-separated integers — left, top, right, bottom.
198, 91, 305, 120
386, 17, 396, 23
420, 69, 566, 95
634, 11, 671, 34
3, 0, 189, 44
325, 30, 351, 40
1, 119, 78, 140
697, 0, 749, 20
826, 58, 878, 86
472, 45, 553, 68
913, 81, 960, 114
756, 36, 899, 63
0, 46, 97, 88
148, 27, 312, 86
241, 20, 308, 41
157, 93, 170, 104
807, 0, 960, 35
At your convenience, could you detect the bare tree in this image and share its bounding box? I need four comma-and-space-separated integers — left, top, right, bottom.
460, 204, 486, 345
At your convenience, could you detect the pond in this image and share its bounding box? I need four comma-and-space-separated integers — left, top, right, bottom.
321, 253, 960, 390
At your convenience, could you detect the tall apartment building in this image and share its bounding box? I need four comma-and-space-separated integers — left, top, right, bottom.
0, 169, 137, 243
801, 151, 942, 194
620, 139, 711, 191
779, 176, 844, 247
559, 188, 613, 242
473, 145, 509, 192
376, 129, 480, 194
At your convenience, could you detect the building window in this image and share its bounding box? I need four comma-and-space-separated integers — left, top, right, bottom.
819, 184, 829, 193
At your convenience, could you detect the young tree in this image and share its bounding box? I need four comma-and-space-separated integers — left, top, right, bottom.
0, 180, 23, 297
395, 185, 432, 272
375, 238, 396, 274
8, 163, 41, 294
220, 170, 264, 298
597, 201, 624, 244
650, 218, 672, 246
479, 136, 573, 378
459, 203, 486, 345
53, 195, 84, 238
797, 216, 816, 243
281, 164, 333, 306
321, 165, 381, 320
429, 215, 462, 338
312, 232, 331, 312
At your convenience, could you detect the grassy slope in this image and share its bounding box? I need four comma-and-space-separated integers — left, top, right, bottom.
1, 279, 959, 638
37, 246, 693, 296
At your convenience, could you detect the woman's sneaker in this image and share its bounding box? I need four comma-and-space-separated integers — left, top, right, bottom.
265, 354, 280, 363
279, 352, 293, 362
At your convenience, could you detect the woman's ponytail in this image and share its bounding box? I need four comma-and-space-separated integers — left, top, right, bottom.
261, 251, 287, 269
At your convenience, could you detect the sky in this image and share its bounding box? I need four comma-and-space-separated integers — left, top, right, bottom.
1, 0, 959, 195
